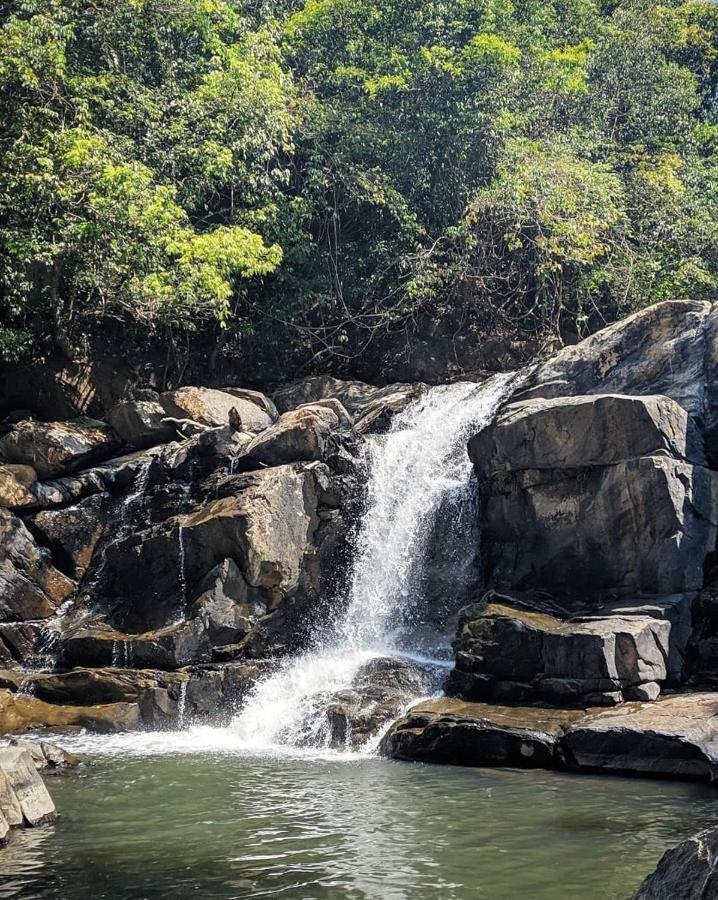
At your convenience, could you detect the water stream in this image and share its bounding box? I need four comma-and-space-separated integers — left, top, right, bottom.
231, 375, 517, 752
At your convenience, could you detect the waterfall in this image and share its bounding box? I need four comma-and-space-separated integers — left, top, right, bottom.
230, 374, 516, 753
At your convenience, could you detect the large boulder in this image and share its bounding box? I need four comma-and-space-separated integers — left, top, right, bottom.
100, 462, 333, 634
0, 746, 56, 837
382, 693, 718, 783
0, 508, 75, 620
241, 403, 356, 469
472, 394, 718, 601
633, 826, 718, 899
107, 392, 176, 448
448, 593, 688, 706
481, 455, 718, 600
0, 417, 120, 478
518, 300, 713, 421
470, 393, 704, 471
160, 387, 274, 433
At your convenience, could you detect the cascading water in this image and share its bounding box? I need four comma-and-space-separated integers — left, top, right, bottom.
231, 374, 517, 753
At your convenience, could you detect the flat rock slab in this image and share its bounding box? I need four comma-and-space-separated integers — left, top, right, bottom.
0, 688, 140, 734
382, 694, 718, 784
380, 698, 584, 768
561, 693, 718, 781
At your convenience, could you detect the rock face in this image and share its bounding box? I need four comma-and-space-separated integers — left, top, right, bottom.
100, 462, 336, 636
160, 386, 275, 433
633, 826, 718, 899
448, 592, 691, 706
472, 393, 718, 601
0, 417, 120, 478
518, 300, 713, 421
0, 508, 75, 620
0, 375, 365, 734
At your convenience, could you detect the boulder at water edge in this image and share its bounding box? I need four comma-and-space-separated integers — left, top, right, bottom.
633, 826, 718, 899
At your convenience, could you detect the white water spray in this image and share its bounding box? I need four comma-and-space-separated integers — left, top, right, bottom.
230, 374, 516, 752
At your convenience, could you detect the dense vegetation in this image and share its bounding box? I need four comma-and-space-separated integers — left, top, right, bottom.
1, 0, 717, 373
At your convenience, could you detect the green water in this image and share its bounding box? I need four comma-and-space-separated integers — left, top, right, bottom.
2, 737, 717, 900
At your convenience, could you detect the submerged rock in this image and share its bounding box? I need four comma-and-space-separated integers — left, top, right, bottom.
324, 657, 432, 749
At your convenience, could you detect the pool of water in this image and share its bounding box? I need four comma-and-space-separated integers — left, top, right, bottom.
2, 731, 717, 900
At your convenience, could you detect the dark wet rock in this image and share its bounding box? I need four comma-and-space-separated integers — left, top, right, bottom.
100, 462, 339, 635
381, 698, 581, 768
0, 508, 75, 621
325, 657, 432, 749
107, 393, 176, 448
27, 493, 108, 578
191, 559, 267, 647
560, 693, 718, 781
160, 387, 274, 433
0, 417, 120, 478
62, 619, 212, 670
633, 826, 718, 899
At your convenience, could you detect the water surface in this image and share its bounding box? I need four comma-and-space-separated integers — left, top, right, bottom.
1, 736, 716, 900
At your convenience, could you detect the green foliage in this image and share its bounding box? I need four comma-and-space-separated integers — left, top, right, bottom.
1, 0, 717, 365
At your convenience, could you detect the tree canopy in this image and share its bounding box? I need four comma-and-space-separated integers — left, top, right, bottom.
1, 0, 717, 369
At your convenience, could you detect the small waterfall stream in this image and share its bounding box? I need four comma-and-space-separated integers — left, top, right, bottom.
231, 374, 516, 753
